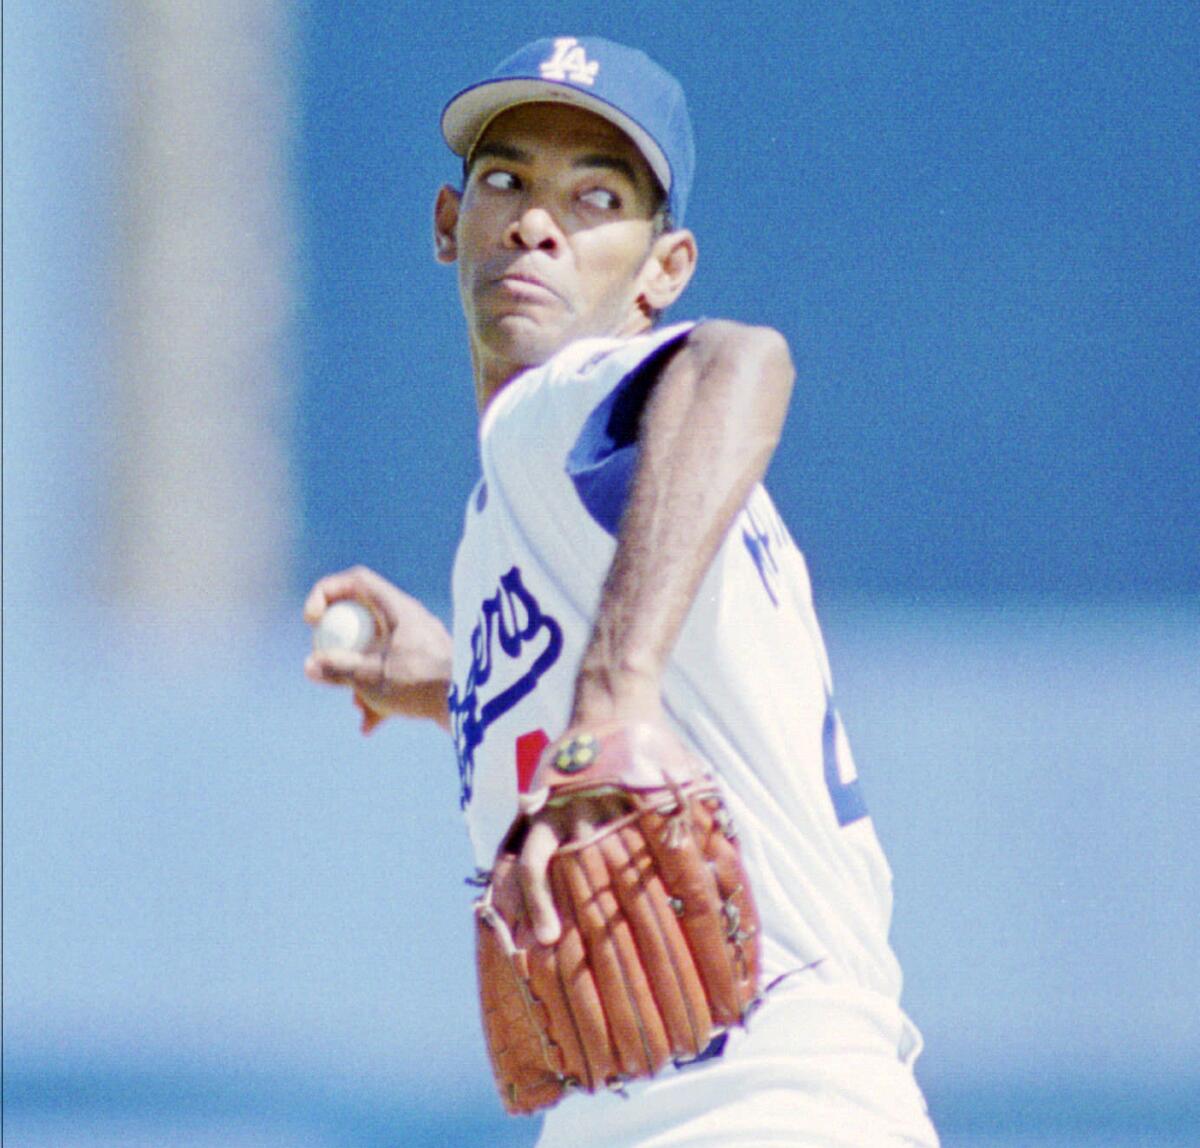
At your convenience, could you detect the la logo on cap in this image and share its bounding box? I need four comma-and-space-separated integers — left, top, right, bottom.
540, 37, 599, 86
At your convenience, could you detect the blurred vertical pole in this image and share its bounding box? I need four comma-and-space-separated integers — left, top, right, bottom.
109, 2, 296, 611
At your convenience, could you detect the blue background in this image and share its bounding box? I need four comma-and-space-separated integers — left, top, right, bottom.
5, 2, 1198, 1145
296, 1, 1198, 605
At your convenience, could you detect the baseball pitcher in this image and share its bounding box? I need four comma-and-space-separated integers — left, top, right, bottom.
305, 36, 939, 1147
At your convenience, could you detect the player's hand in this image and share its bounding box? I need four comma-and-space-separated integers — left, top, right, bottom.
303, 565, 453, 733
517, 789, 632, 946
516, 715, 674, 946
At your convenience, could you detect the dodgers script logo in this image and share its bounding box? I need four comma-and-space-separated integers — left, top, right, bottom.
540, 37, 599, 86
450, 566, 563, 808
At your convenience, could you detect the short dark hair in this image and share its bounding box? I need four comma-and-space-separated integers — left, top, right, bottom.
651, 198, 674, 236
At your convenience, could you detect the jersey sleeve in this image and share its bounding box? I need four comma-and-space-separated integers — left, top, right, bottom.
564, 324, 694, 536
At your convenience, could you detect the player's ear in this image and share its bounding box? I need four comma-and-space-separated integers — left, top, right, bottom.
433, 185, 461, 264
637, 229, 697, 313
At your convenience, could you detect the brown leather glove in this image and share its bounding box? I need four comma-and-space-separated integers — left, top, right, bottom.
473, 723, 761, 1115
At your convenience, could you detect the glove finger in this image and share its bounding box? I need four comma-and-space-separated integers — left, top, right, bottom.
603, 823, 711, 1057
476, 879, 563, 1114
560, 842, 661, 1082
491, 854, 526, 926
694, 796, 760, 998
592, 828, 675, 1070
521, 883, 597, 1094
527, 858, 620, 1092
641, 800, 746, 1025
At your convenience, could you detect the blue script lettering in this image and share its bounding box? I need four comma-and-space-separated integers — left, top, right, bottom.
742, 499, 789, 607
449, 566, 563, 808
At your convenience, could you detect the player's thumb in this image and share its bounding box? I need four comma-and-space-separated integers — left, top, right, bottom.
518, 819, 562, 946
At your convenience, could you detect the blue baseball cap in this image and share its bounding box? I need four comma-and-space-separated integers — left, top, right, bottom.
441, 36, 695, 224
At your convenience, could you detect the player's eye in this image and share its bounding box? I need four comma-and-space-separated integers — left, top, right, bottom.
481, 169, 520, 191
579, 187, 622, 211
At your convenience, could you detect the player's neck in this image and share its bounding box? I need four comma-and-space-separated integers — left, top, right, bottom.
473, 352, 521, 413
471, 312, 655, 415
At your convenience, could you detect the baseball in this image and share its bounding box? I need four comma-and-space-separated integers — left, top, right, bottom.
312, 599, 376, 653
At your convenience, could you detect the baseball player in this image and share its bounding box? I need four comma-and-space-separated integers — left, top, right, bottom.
305, 37, 939, 1147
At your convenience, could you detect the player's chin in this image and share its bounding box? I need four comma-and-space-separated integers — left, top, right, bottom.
481, 312, 573, 365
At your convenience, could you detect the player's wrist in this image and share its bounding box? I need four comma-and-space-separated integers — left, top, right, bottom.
570, 660, 664, 726
415, 678, 453, 731
376, 677, 453, 723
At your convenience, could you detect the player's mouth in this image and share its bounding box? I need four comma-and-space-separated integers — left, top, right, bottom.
491, 272, 561, 303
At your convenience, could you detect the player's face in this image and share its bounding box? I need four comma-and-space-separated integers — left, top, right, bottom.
438, 103, 666, 394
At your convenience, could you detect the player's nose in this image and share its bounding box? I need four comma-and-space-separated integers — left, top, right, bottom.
505, 205, 560, 253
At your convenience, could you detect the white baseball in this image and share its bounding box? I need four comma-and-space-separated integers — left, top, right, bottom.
313, 599, 376, 653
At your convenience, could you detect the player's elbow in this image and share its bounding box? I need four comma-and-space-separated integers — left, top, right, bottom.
689, 320, 795, 451
744, 324, 795, 414
692, 320, 794, 404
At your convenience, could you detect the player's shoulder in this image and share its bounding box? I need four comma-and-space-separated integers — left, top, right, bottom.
485, 321, 695, 426
550, 319, 698, 385
560, 318, 790, 374
489, 318, 792, 435
681, 318, 793, 364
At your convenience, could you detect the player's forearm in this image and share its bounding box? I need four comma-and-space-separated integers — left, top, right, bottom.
571, 320, 794, 723
376, 678, 453, 731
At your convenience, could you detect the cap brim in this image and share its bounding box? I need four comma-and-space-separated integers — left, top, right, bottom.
441, 78, 672, 198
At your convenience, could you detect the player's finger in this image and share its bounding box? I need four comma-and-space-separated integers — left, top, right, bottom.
305, 651, 334, 683
303, 566, 388, 624
519, 819, 563, 946
304, 647, 374, 685
303, 573, 360, 622
303, 584, 331, 623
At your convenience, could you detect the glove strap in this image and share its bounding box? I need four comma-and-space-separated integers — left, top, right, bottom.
520, 722, 705, 817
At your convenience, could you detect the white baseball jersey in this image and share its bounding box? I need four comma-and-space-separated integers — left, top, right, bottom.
449, 322, 938, 1146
